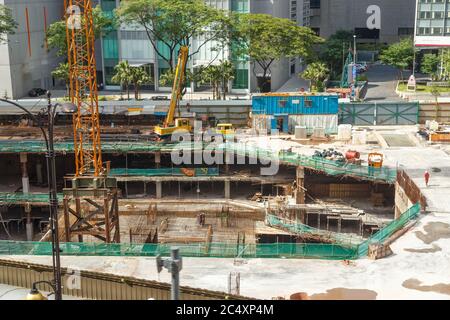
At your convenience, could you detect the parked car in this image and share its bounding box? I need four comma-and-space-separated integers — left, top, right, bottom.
151, 96, 169, 101
28, 88, 47, 97
355, 64, 367, 74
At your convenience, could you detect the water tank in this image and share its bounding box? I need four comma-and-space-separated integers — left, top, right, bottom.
338, 124, 352, 140
295, 126, 307, 139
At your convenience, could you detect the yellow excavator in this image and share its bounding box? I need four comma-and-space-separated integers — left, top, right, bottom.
154, 46, 192, 137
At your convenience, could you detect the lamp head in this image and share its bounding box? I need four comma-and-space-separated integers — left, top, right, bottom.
26, 288, 48, 300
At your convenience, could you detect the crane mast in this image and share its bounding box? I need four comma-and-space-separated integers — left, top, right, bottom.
65, 0, 103, 176
63, 0, 120, 244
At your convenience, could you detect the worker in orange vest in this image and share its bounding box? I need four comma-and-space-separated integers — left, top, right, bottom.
424, 170, 430, 187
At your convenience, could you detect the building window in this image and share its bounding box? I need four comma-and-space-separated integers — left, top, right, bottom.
418, 27, 431, 35
310, 0, 320, 9
398, 28, 414, 36
432, 27, 443, 35
311, 28, 320, 36
232, 69, 248, 89
355, 28, 380, 39
419, 11, 432, 19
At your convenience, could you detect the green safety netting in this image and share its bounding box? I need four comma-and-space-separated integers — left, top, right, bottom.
0, 193, 62, 204
0, 140, 396, 183
219, 142, 397, 183
0, 203, 420, 260
109, 167, 219, 176
266, 214, 363, 246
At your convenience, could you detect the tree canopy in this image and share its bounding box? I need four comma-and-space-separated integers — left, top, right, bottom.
233, 13, 323, 91
301, 62, 329, 91
421, 53, 440, 80
46, 5, 115, 56
117, 0, 230, 71
380, 38, 415, 79
0, 4, 17, 42
319, 30, 354, 78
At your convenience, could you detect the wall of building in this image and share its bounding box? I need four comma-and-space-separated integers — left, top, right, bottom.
309, 0, 416, 43
0, 0, 63, 99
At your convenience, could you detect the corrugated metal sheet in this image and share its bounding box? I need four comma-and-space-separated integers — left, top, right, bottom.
252, 94, 339, 115
288, 115, 338, 134
251, 114, 338, 135
0, 258, 250, 300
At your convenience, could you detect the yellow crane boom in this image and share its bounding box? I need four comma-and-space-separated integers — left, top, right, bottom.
155, 46, 191, 136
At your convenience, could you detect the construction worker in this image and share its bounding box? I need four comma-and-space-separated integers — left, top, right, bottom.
424, 170, 430, 187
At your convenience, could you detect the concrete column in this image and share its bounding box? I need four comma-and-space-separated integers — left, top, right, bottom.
295, 166, 305, 205
224, 180, 231, 199
156, 181, 162, 199
20, 153, 30, 194
25, 203, 33, 241
36, 162, 43, 185
155, 152, 161, 169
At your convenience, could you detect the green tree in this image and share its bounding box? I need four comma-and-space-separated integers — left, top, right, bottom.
218, 60, 235, 100
46, 5, 115, 56
201, 65, 222, 100
117, 0, 230, 71
129, 67, 151, 100
234, 13, 323, 92
320, 30, 354, 79
51, 62, 70, 96
301, 62, 329, 91
111, 61, 132, 100
380, 38, 415, 80
421, 53, 440, 80
0, 4, 17, 42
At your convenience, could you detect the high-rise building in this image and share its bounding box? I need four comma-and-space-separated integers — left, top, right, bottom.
305, 0, 416, 44
0, 0, 63, 99
415, 0, 450, 47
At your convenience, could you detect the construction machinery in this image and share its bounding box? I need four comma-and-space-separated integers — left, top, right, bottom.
215, 123, 235, 135
368, 153, 383, 168
62, 0, 120, 243
154, 46, 192, 137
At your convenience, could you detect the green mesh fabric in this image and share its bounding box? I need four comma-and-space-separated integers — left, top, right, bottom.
0, 204, 420, 260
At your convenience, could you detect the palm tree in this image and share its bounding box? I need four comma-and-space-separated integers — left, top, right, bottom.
129, 67, 151, 100
112, 60, 132, 100
218, 60, 235, 100
201, 65, 222, 100
301, 62, 329, 91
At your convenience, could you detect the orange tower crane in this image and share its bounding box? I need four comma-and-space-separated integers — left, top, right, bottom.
65, 0, 103, 176
62, 0, 120, 243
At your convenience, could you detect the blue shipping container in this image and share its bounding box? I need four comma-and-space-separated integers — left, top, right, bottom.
252, 94, 339, 115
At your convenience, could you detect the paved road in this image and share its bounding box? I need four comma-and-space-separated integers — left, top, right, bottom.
364, 64, 404, 102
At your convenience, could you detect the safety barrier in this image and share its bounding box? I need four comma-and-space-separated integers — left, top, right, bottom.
0, 192, 62, 204
109, 167, 219, 177
0, 204, 421, 260
220, 142, 397, 183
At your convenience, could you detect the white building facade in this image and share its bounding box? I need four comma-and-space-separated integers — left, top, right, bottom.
0, 0, 63, 99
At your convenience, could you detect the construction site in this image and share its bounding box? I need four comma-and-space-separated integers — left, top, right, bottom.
1, 1, 450, 301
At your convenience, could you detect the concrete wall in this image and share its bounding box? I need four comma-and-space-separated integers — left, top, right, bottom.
0, 0, 63, 99
310, 0, 416, 43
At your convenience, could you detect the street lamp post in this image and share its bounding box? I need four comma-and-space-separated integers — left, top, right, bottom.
353, 34, 357, 64
0, 92, 76, 300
